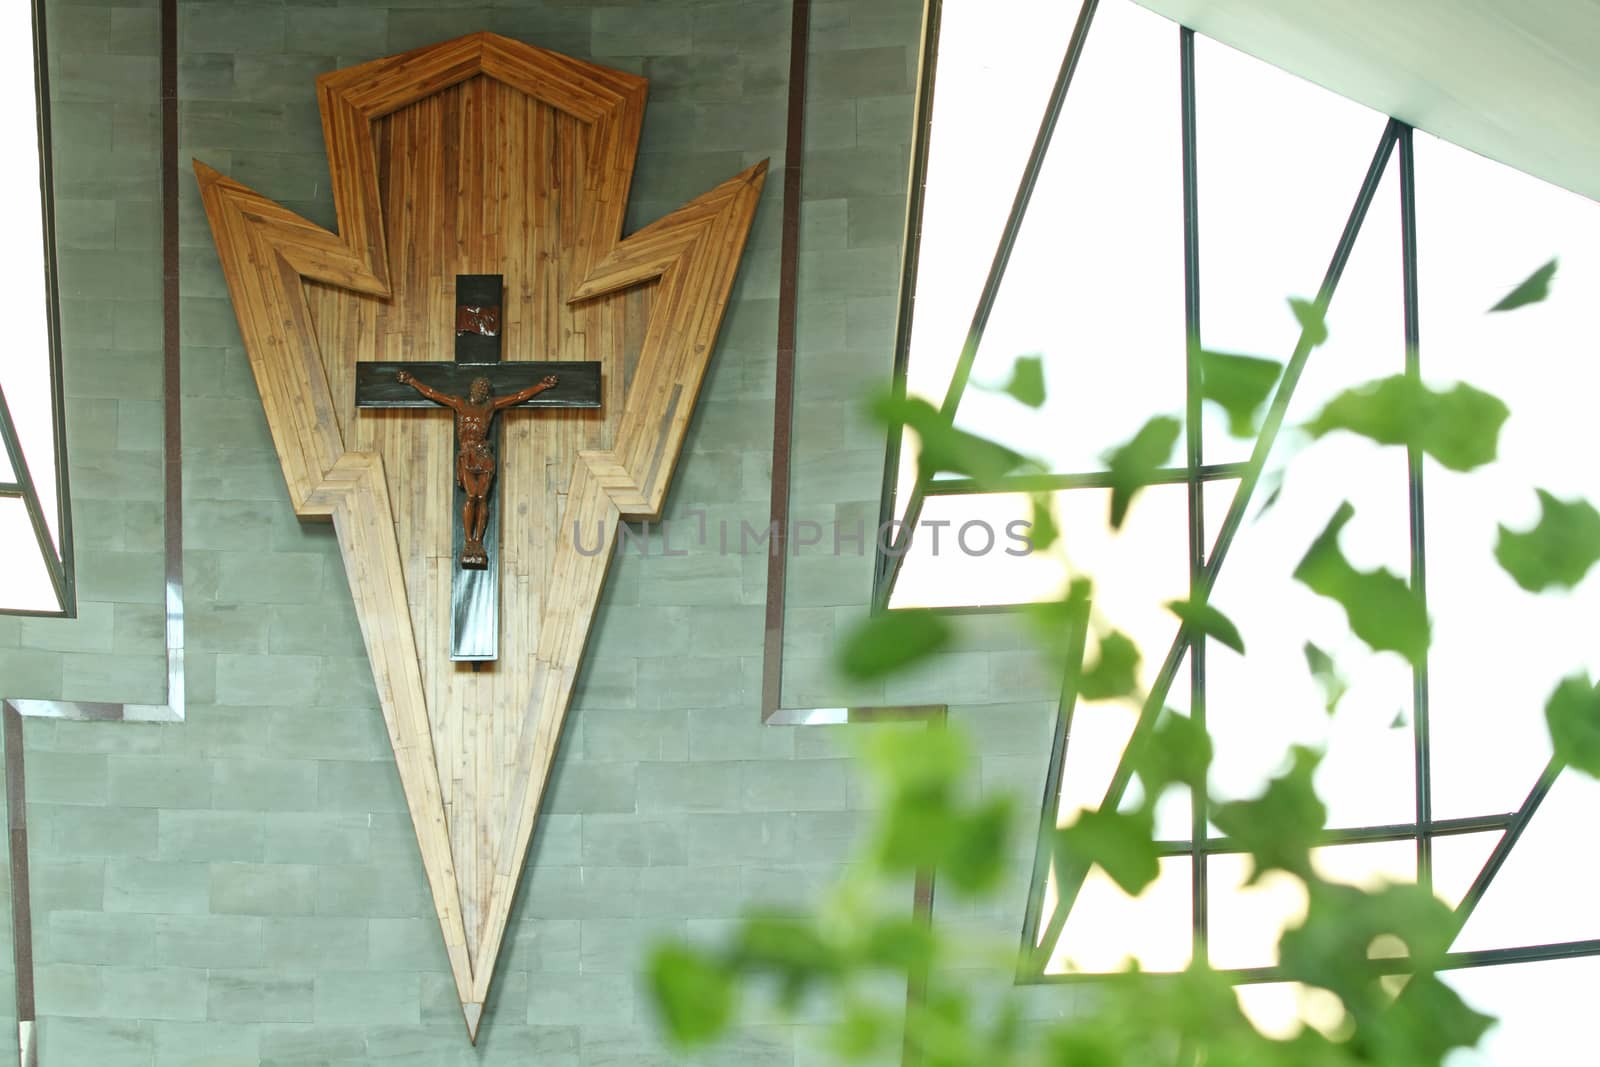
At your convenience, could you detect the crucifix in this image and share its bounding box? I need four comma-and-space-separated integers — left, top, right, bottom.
355, 274, 602, 661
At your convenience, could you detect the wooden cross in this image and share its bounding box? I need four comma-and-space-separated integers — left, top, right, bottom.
355, 274, 601, 661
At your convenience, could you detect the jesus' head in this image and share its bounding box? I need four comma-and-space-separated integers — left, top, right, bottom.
469, 377, 492, 405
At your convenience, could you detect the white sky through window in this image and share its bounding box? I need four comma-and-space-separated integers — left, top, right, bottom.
893, 0, 1600, 1057
0, 1, 65, 614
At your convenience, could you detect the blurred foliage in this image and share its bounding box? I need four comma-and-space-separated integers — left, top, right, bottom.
1102, 415, 1180, 529
1305, 376, 1508, 473
1200, 349, 1283, 437
1294, 502, 1430, 667
1488, 259, 1557, 312
649, 268, 1600, 1065
1494, 490, 1600, 592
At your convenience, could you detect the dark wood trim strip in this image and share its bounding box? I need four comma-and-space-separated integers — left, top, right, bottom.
4, 703, 35, 1050
159, 0, 184, 719
760, 0, 811, 720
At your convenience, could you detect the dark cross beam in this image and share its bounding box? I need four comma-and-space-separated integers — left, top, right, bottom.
355, 274, 601, 662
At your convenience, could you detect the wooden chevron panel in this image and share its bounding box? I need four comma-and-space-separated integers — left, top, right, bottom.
195, 32, 766, 1041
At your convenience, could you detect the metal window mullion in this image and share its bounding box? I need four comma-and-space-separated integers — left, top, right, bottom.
1398, 124, 1433, 893
1178, 25, 1208, 963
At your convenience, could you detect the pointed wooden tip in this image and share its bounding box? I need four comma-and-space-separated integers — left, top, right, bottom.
193, 159, 224, 186
462, 1001, 483, 1044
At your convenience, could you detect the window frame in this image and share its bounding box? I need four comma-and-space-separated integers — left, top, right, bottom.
875, 0, 1600, 989
0, 0, 76, 619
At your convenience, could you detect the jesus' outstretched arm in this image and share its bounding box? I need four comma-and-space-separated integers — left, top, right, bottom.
492, 374, 560, 411
396, 370, 465, 411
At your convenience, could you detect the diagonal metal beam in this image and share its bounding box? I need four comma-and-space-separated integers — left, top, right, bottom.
0, 382, 67, 614
1446, 755, 1562, 940
1015, 596, 1090, 975
1028, 118, 1403, 963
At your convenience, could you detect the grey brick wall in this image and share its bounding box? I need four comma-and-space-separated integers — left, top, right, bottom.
3, 1, 1065, 1063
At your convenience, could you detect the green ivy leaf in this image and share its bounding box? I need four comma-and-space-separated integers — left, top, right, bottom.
1166, 598, 1245, 654
997, 354, 1047, 408
1029, 491, 1060, 552
1545, 674, 1600, 777
648, 943, 736, 1045
1102, 416, 1181, 530
732, 911, 844, 1008
1023, 579, 1090, 663
838, 609, 952, 680
1490, 258, 1557, 312
1055, 806, 1160, 896
1295, 502, 1430, 666
1495, 489, 1600, 592
1303, 641, 1348, 715
830, 999, 894, 1060
870, 393, 1029, 486
1133, 708, 1213, 797
861, 725, 967, 802
944, 794, 1014, 894
1079, 631, 1141, 701
1211, 746, 1326, 883
1305, 374, 1509, 473
1200, 350, 1282, 438
859, 917, 937, 972
1375, 972, 1496, 1065
1288, 296, 1329, 346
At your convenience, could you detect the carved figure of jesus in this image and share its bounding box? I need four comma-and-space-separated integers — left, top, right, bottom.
395, 370, 560, 568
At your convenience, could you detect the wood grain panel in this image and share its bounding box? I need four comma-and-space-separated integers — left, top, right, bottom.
195, 32, 765, 1040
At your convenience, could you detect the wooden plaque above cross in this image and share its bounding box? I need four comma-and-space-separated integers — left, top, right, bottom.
355, 274, 602, 662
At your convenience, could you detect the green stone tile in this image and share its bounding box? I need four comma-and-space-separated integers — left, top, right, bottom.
158, 810, 266, 863
99, 966, 209, 1021
283, 8, 389, 56
212, 758, 319, 812
262, 917, 369, 973
316, 760, 405, 814
809, 45, 910, 99
313, 971, 419, 1024
36, 961, 103, 1018
366, 917, 447, 971
25, 751, 109, 805
214, 653, 320, 707
152, 1021, 260, 1067
209, 862, 318, 916
206, 971, 313, 1024
56, 199, 118, 249
314, 864, 429, 918
40, 803, 158, 859
41, 910, 156, 966
105, 859, 213, 915
257, 1023, 364, 1064
525, 972, 634, 1025
31, 860, 107, 912
181, 5, 287, 56
35, 1018, 153, 1065
262, 812, 370, 865
592, 6, 691, 56
155, 914, 264, 970
107, 755, 215, 809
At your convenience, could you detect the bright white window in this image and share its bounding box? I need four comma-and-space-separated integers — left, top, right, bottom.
883, 0, 1600, 1058
0, 0, 70, 616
